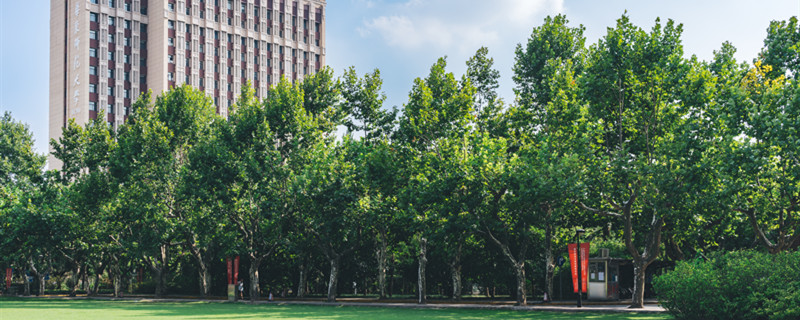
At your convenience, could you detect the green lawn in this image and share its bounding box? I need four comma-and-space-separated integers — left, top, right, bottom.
0, 298, 671, 320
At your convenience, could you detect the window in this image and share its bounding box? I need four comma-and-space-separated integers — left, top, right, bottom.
253, 56, 258, 64
91, 0, 98, 4
124, 54, 130, 64
199, 78, 204, 87
199, 44, 204, 53
90, 66, 97, 75
168, 38, 174, 46
108, 34, 114, 43
90, 48, 97, 57
108, 51, 114, 61
169, 20, 175, 29
89, 84, 97, 93
108, 104, 114, 114
90, 31, 97, 40
124, 71, 130, 81
168, 55, 174, 63
199, 61, 204, 70
125, 2, 131, 11
168, 3, 175, 11
125, 20, 131, 29
124, 89, 130, 99
109, 0, 115, 8
108, 69, 114, 79
108, 17, 115, 26
200, 10, 204, 19
90, 13, 98, 22
227, 0, 232, 10
186, 24, 191, 33
124, 37, 130, 46
89, 101, 97, 111
108, 86, 114, 96
168, 72, 174, 81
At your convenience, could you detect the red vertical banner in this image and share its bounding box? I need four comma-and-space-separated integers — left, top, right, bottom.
233, 256, 240, 284
227, 257, 233, 285
568, 243, 590, 293
5, 268, 11, 289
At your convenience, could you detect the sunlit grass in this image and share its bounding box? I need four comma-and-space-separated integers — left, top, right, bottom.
0, 298, 672, 320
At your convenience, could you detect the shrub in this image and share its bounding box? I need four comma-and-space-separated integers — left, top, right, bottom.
654, 250, 800, 320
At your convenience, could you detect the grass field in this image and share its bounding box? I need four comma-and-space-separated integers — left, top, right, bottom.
0, 298, 671, 320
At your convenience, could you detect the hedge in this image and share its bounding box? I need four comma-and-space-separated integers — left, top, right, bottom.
653, 250, 800, 320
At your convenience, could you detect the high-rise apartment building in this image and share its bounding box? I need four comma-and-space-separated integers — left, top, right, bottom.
49, 0, 326, 167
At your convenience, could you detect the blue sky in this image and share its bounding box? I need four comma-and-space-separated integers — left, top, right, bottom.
1, 0, 799, 155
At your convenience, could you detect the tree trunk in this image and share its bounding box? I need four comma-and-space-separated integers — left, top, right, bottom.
450, 263, 462, 301
630, 260, 647, 308
24, 275, 30, 296
376, 233, 388, 299
197, 262, 211, 298
91, 270, 102, 296
514, 263, 527, 305
327, 255, 340, 302
417, 237, 427, 304
297, 263, 306, 298
152, 267, 165, 298
544, 222, 555, 302
249, 257, 262, 302
37, 274, 45, 296
113, 268, 124, 297
69, 264, 83, 297
449, 241, 462, 301
187, 241, 211, 297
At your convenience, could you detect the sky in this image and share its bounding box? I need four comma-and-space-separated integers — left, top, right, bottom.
1, 0, 799, 155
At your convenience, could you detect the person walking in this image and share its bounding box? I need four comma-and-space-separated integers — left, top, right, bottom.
237, 280, 244, 300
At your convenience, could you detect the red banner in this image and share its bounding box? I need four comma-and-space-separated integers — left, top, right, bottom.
5, 268, 11, 289
568, 243, 590, 293
227, 257, 233, 284
233, 256, 240, 284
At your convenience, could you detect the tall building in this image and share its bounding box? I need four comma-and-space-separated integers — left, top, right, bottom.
49, 0, 326, 168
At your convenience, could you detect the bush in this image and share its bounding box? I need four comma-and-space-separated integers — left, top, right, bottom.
654, 250, 800, 320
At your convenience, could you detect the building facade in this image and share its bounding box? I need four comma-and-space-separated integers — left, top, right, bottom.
49, 0, 326, 168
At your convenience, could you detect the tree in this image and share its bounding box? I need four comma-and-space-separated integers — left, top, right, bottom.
295, 138, 365, 302
761, 16, 799, 79
395, 57, 475, 304
720, 60, 800, 253
513, 14, 585, 114
110, 86, 218, 297
576, 15, 709, 308
466, 47, 501, 111
511, 14, 587, 301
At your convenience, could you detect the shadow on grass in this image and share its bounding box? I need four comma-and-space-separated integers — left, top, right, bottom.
0, 298, 672, 320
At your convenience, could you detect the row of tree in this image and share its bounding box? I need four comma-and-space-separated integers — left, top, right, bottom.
2, 14, 798, 308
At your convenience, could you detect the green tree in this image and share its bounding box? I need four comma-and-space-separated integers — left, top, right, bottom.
576, 15, 711, 308
395, 57, 475, 304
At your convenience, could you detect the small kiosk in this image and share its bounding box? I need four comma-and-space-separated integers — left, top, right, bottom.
587, 249, 621, 300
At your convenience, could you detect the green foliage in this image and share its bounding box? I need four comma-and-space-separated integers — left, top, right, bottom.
0, 112, 44, 185
654, 250, 800, 320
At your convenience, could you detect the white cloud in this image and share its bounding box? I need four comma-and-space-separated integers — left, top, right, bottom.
359, 0, 564, 52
